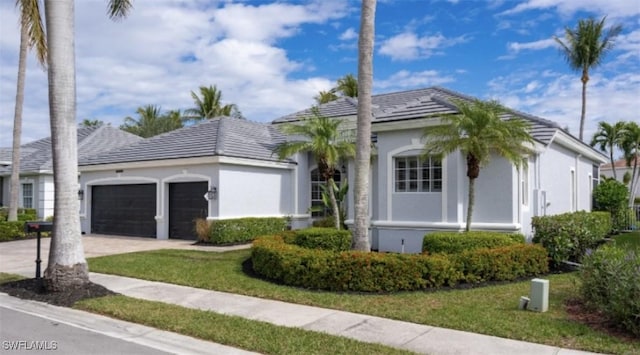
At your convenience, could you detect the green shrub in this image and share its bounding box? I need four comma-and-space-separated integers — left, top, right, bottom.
0, 221, 27, 241
422, 231, 525, 254
197, 217, 287, 245
532, 211, 611, 267
580, 245, 640, 336
454, 244, 549, 283
593, 179, 630, 232
0, 208, 38, 222
290, 228, 351, 251
251, 235, 547, 292
311, 216, 337, 228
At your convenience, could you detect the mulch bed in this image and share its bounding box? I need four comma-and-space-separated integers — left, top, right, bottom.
564, 298, 639, 342
0, 278, 117, 307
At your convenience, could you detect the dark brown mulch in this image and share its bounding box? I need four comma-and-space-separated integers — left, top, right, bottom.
565, 298, 640, 341
0, 278, 117, 307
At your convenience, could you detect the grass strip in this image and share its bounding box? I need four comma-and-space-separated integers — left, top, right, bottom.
76, 295, 415, 355
88, 249, 640, 354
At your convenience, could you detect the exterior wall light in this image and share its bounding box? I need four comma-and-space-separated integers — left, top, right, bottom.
206, 186, 217, 200
78, 189, 84, 201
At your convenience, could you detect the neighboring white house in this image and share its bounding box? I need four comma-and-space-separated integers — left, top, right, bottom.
600, 156, 640, 200
76, 86, 607, 251
0, 125, 142, 219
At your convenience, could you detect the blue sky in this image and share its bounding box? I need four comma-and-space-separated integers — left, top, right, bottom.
0, 0, 638, 145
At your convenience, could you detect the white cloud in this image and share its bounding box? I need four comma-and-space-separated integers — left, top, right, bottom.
0, 0, 349, 143
339, 28, 358, 41
378, 31, 467, 61
507, 38, 557, 53
487, 70, 640, 140
501, 0, 640, 19
375, 70, 455, 90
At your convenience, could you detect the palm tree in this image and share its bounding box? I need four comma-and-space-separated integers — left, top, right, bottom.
39, 0, 132, 291
315, 89, 338, 104
352, 0, 376, 251
621, 121, 640, 206
120, 105, 183, 138
184, 85, 239, 122
274, 110, 355, 230
81, 119, 104, 127
8, 0, 47, 222
554, 16, 622, 141
336, 74, 358, 98
422, 99, 534, 232
590, 121, 627, 180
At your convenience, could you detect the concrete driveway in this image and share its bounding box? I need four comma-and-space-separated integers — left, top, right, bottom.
0, 234, 250, 277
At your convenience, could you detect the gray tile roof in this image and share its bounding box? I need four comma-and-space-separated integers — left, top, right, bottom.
271, 86, 566, 145
79, 118, 288, 166
0, 125, 142, 175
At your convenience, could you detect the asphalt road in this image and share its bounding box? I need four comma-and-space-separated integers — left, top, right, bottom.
0, 306, 171, 355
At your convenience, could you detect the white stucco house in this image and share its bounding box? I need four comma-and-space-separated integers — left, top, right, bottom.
0, 125, 141, 219
76, 87, 607, 251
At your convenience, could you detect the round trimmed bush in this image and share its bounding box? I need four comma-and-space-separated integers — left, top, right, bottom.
290, 227, 351, 251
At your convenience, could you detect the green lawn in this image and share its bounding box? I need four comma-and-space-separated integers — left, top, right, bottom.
613, 230, 640, 249
87, 249, 640, 354
0, 273, 413, 355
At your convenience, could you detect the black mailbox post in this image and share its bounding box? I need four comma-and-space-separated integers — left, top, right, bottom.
24, 221, 53, 279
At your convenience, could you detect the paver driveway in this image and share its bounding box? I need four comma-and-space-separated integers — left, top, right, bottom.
0, 234, 250, 277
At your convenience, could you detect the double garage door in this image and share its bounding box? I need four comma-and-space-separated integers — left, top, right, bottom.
91, 182, 207, 239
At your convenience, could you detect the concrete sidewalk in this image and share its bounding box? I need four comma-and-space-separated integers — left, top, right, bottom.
1, 236, 600, 355
88, 273, 599, 355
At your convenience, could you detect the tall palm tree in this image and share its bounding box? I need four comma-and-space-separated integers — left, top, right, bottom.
315, 89, 338, 104
120, 105, 183, 138
274, 110, 355, 230
352, 0, 376, 251
590, 121, 627, 180
621, 121, 640, 206
336, 73, 358, 98
40, 0, 132, 291
422, 99, 534, 232
184, 85, 239, 122
8, 0, 47, 222
554, 16, 622, 141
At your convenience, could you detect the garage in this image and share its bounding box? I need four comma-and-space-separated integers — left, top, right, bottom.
91, 184, 156, 237
169, 181, 208, 240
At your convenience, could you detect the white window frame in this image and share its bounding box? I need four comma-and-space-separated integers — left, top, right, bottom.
394, 156, 442, 193
21, 183, 33, 209
570, 168, 577, 212
310, 168, 342, 218
521, 164, 529, 207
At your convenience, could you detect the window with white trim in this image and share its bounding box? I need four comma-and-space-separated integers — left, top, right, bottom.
394, 156, 442, 192
310, 168, 341, 217
22, 183, 33, 209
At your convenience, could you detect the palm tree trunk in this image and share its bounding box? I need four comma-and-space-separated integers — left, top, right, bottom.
609, 144, 616, 180
352, 0, 376, 251
327, 178, 341, 230
579, 71, 588, 141
466, 176, 475, 232
43, 0, 89, 291
8, 24, 29, 222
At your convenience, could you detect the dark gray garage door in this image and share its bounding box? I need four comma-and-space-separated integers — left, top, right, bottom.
91, 184, 156, 237
169, 182, 208, 240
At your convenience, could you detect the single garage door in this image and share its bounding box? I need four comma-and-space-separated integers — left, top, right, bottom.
169, 182, 208, 240
91, 184, 156, 237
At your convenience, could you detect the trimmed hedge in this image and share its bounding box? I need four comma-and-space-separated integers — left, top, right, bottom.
532, 211, 611, 266
251, 235, 548, 292
290, 228, 351, 251
197, 217, 287, 245
0, 221, 26, 241
422, 231, 525, 254
0, 208, 37, 222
